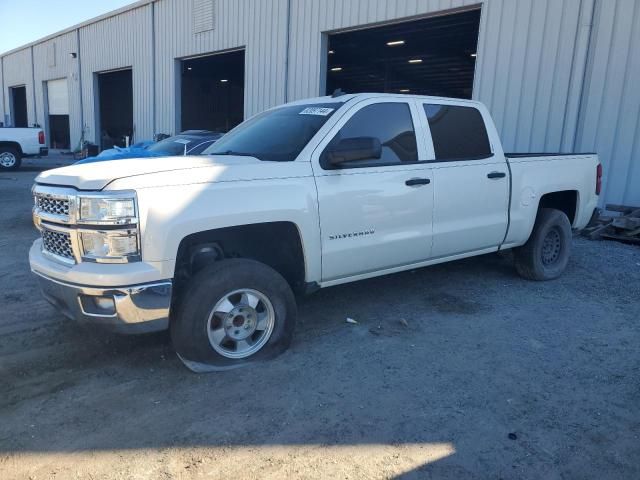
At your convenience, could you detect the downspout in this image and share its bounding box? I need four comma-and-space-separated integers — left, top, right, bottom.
151, 1, 157, 137
283, 0, 291, 103
1, 56, 5, 125
30, 46, 37, 126
560, 0, 597, 152
76, 28, 85, 149
572, 0, 597, 152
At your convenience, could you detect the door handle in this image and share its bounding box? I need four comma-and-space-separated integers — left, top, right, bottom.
487, 171, 506, 179
405, 178, 431, 186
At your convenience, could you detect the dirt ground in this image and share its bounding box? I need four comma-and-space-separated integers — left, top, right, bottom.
1, 165, 639, 479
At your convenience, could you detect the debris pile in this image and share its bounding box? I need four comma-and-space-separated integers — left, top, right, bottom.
583, 204, 640, 245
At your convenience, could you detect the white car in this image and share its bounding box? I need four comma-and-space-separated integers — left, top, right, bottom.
0, 127, 48, 170
29, 93, 601, 371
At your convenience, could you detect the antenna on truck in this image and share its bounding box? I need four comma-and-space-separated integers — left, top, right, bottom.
331, 88, 346, 98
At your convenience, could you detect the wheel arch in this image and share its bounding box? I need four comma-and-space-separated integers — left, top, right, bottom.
0, 141, 23, 156
507, 189, 581, 249
537, 190, 579, 226
174, 221, 308, 295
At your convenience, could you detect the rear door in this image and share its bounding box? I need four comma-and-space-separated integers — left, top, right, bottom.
311, 98, 434, 282
417, 101, 509, 258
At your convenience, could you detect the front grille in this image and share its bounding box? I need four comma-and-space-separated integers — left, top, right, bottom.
35, 194, 70, 217
42, 229, 74, 261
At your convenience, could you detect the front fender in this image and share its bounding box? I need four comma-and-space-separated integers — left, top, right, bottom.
133, 178, 321, 283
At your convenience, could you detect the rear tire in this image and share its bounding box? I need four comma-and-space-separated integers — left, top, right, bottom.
514, 208, 572, 281
0, 146, 21, 171
171, 258, 297, 371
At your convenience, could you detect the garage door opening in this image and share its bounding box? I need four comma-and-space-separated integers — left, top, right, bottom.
10, 86, 28, 127
49, 116, 70, 150
97, 69, 133, 150
326, 9, 481, 99
181, 50, 244, 133
46, 79, 70, 150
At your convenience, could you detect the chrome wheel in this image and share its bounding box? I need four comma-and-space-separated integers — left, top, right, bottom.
206, 288, 275, 359
0, 152, 17, 168
541, 227, 562, 265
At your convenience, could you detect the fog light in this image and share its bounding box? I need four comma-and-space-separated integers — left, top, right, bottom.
79, 295, 116, 316
94, 296, 115, 311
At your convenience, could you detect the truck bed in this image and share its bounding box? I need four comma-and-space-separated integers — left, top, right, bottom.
505, 152, 596, 158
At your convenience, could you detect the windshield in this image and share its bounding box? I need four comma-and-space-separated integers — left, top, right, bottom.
147, 136, 196, 155
202, 103, 342, 161
188, 139, 216, 155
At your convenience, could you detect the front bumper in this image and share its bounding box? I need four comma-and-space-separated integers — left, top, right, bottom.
34, 270, 172, 334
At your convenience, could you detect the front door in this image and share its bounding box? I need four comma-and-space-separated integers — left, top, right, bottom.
312, 99, 434, 282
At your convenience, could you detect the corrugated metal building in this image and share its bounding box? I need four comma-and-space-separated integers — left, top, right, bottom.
1, 0, 638, 206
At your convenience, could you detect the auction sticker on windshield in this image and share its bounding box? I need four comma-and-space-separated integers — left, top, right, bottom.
299, 107, 334, 116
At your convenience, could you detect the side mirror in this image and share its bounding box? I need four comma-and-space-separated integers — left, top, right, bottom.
326, 137, 382, 166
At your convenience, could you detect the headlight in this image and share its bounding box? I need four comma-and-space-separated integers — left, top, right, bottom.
78, 192, 137, 225
77, 192, 140, 262
80, 230, 140, 262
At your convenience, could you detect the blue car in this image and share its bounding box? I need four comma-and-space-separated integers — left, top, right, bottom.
75, 130, 224, 164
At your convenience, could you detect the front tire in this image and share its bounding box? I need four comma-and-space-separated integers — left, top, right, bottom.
171, 259, 297, 371
0, 146, 21, 170
514, 208, 572, 281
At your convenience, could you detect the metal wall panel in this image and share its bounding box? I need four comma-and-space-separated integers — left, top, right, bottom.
79, 4, 154, 143
576, 0, 640, 206
474, 0, 584, 153
32, 31, 83, 150
153, 0, 289, 134
2, 48, 35, 126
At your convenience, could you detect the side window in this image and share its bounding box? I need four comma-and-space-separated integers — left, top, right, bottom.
324, 102, 418, 168
424, 104, 492, 161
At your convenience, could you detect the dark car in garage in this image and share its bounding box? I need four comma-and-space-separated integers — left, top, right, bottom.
76, 130, 224, 164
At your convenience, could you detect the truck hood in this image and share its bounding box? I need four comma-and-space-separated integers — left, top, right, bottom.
35, 155, 289, 190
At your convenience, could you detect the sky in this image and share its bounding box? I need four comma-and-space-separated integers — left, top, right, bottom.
0, 0, 137, 54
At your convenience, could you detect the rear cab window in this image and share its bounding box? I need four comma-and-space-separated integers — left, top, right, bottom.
423, 104, 492, 161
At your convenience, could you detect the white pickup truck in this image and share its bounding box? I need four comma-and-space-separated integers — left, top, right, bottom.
29, 93, 601, 371
1, 127, 48, 170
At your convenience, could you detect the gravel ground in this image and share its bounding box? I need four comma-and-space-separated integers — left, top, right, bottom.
1, 167, 639, 479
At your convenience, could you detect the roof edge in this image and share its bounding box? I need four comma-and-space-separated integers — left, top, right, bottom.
0, 0, 156, 57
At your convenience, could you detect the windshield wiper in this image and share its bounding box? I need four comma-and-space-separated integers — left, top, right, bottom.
210, 150, 256, 157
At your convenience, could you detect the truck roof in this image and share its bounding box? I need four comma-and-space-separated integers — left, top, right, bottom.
284, 92, 484, 108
